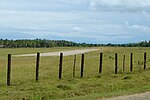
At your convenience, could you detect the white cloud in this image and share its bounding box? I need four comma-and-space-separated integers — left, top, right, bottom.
60, 0, 86, 5
72, 26, 82, 32
0, 0, 150, 43
1, 0, 150, 12
131, 25, 150, 33
91, 0, 150, 7
126, 22, 150, 33
89, 0, 150, 12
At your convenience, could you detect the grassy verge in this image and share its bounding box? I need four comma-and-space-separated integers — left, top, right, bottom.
0, 47, 149, 100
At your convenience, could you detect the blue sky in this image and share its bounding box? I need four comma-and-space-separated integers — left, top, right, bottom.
0, 0, 150, 43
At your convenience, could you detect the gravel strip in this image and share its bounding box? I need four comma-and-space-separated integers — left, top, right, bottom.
14, 49, 98, 57
102, 92, 150, 100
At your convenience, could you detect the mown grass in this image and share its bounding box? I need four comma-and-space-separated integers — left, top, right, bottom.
0, 47, 149, 100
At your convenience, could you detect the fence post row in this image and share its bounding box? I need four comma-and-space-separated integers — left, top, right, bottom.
36, 52, 40, 81
5, 52, 148, 86
73, 55, 76, 78
115, 53, 118, 74
7, 54, 11, 86
123, 55, 125, 72
144, 52, 146, 70
130, 53, 133, 72
99, 53, 103, 74
81, 54, 84, 78
59, 53, 63, 79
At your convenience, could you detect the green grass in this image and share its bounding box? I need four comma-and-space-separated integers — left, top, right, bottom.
0, 47, 149, 100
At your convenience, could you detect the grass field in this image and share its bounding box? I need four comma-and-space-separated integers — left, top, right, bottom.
0, 47, 150, 100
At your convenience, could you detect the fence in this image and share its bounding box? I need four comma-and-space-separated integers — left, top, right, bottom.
5, 52, 149, 86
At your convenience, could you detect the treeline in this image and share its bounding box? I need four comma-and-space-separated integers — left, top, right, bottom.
107, 41, 150, 47
0, 39, 150, 48
0, 39, 101, 48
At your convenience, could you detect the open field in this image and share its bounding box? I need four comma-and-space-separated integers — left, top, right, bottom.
0, 47, 150, 100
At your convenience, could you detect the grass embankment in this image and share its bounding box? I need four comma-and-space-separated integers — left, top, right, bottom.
0, 47, 149, 100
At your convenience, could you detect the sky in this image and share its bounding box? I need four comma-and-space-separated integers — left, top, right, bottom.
0, 0, 150, 43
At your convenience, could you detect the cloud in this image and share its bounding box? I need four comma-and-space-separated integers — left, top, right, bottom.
1, 0, 150, 12
0, 32, 35, 39
0, 0, 90, 12
90, 0, 150, 12
131, 25, 150, 33
72, 26, 82, 32
0, 0, 150, 43
126, 22, 150, 33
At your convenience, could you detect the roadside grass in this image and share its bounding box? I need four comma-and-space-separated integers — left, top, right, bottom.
0, 47, 149, 100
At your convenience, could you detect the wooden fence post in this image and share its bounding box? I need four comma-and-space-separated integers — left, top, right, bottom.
123, 55, 125, 72
115, 53, 118, 74
59, 53, 63, 79
81, 54, 84, 78
36, 52, 40, 81
73, 55, 76, 78
130, 53, 133, 72
144, 52, 147, 70
7, 54, 11, 86
99, 53, 103, 74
